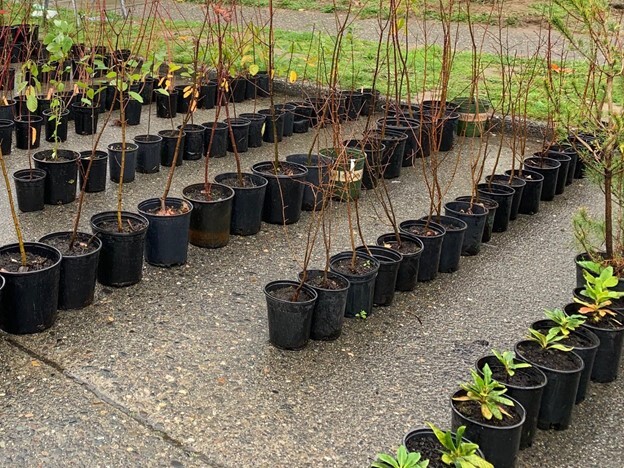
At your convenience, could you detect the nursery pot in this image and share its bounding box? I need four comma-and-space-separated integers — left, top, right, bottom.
359, 88, 379, 116
13, 168, 46, 212
329, 251, 380, 318
182, 183, 234, 248
228, 76, 247, 103
539, 151, 571, 195
515, 340, 584, 430
214, 172, 268, 236
342, 90, 365, 120
202, 121, 228, 158
14, 114, 43, 149
174, 84, 192, 113
264, 280, 317, 350
505, 169, 544, 216
134, 134, 162, 174
421, 215, 467, 273
159, 129, 186, 167
319, 147, 366, 202
0, 99, 15, 121
107, 142, 138, 183
288, 101, 314, 134
403, 428, 485, 465
274, 103, 296, 137
33, 149, 79, 205
477, 182, 515, 233
199, 80, 217, 109
139, 77, 155, 105
546, 143, 577, 185
298, 270, 349, 341
428, 111, 459, 152
476, 355, 547, 450
456, 196, 498, 243
177, 124, 204, 160
451, 97, 491, 137
365, 128, 407, 180
376, 117, 421, 167
123, 95, 142, 125
399, 220, 446, 282
451, 390, 525, 468
376, 232, 424, 292
0, 242, 61, 334
239, 113, 266, 148
42, 109, 69, 143
0, 119, 14, 154
39, 232, 102, 310
524, 157, 561, 202
344, 139, 385, 190
259, 108, 285, 143
79, 150, 107, 193
531, 318, 599, 404
484, 174, 526, 221
156, 89, 178, 118
285, 153, 331, 211
444, 200, 488, 256
355, 245, 402, 306
90, 211, 149, 287
137, 197, 192, 267
224, 117, 251, 153
72, 104, 99, 135
251, 161, 308, 225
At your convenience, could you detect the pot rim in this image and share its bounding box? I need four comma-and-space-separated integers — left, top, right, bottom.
251, 160, 308, 178
14, 114, 43, 123
485, 174, 527, 188
0, 242, 62, 276
524, 156, 561, 169
38, 231, 102, 259
530, 319, 600, 350
90, 211, 149, 236
419, 215, 468, 232
214, 172, 269, 190
475, 355, 547, 390
376, 232, 424, 255
450, 389, 526, 430
13, 167, 46, 180
328, 251, 381, 278
298, 269, 350, 292
515, 340, 585, 374
505, 168, 544, 183
402, 427, 484, 456
444, 200, 488, 217
455, 195, 499, 210
137, 197, 193, 218
107, 142, 139, 152
477, 182, 516, 195
182, 182, 235, 204
399, 219, 447, 238
355, 244, 404, 263
263, 280, 318, 305
32, 149, 80, 163
133, 133, 163, 144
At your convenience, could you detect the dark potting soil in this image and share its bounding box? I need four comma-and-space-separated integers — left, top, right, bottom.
144, 202, 191, 216
268, 285, 314, 302
41, 233, 99, 256
526, 159, 557, 168
453, 398, 523, 427
332, 257, 376, 276
38, 151, 76, 162
380, 238, 422, 254
218, 175, 260, 188
517, 341, 581, 371
434, 219, 461, 231
256, 162, 305, 177
488, 364, 544, 387
407, 225, 442, 237
305, 274, 344, 290
95, 218, 148, 234
533, 326, 593, 348
584, 312, 624, 330
0, 251, 55, 273
184, 185, 229, 202
404, 436, 447, 468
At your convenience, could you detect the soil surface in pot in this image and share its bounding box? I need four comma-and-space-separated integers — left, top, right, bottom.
256, 162, 305, 177
380, 238, 422, 254
143, 202, 190, 216
516, 341, 581, 370
332, 257, 377, 276
404, 436, 449, 468
305, 274, 344, 290
526, 159, 557, 168
487, 364, 544, 387
95, 218, 148, 234
268, 285, 314, 302
533, 327, 593, 348
37, 151, 76, 162
184, 185, 229, 202
406, 225, 442, 237
453, 398, 523, 426
583, 312, 624, 330
0, 251, 55, 272
431, 219, 462, 231
41, 233, 99, 256
218, 175, 261, 188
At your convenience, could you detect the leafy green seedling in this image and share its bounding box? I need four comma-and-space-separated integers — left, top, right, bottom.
453, 364, 514, 421
491, 350, 531, 377
427, 423, 493, 468
543, 308, 585, 336
371, 445, 429, 468
527, 328, 573, 352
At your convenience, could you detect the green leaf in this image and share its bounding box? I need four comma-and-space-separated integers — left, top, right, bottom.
26, 94, 38, 113
154, 88, 169, 96
128, 91, 143, 103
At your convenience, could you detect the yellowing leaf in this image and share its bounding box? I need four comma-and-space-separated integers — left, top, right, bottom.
288, 70, 297, 83
220, 79, 229, 92
249, 64, 259, 76
31, 127, 37, 145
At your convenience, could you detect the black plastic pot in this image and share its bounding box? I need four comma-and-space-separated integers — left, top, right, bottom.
444, 201, 488, 256
224, 117, 251, 153
329, 251, 380, 318
72, 104, 98, 135
14, 115, 43, 149
251, 161, 308, 225
13, 168, 46, 212
366, 128, 407, 180
288, 101, 314, 133
182, 183, 234, 248
355, 245, 402, 306
376, 117, 421, 167
399, 220, 446, 282
158, 129, 185, 167
174, 84, 192, 113
428, 111, 459, 152
0, 119, 14, 154
137, 197, 192, 267
359, 88, 379, 116
108, 142, 138, 183
376, 232, 424, 292
274, 103, 295, 137
524, 157, 561, 202
258, 109, 285, 143
539, 151, 571, 195
0, 242, 61, 334
342, 90, 364, 120
515, 340, 584, 431
39, 232, 101, 310
214, 172, 268, 236
531, 318, 599, 404
123, 95, 142, 125
476, 356, 547, 450
79, 150, 107, 193
344, 139, 385, 190
239, 113, 266, 148
90, 211, 149, 287
477, 183, 515, 233
33, 149, 79, 205
485, 174, 526, 221
254, 72, 270, 97
264, 280, 317, 350
422, 215, 467, 273
229, 76, 247, 103
202, 121, 228, 158
42, 109, 69, 143
134, 134, 162, 174
177, 124, 204, 160
0, 99, 15, 121
285, 153, 331, 211
505, 169, 544, 216
546, 143, 577, 186
456, 196, 498, 243
198, 80, 217, 109
156, 90, 178, 118
451, 390, 525, 468
139, 77, 155, 105
298, 270, 349, 341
